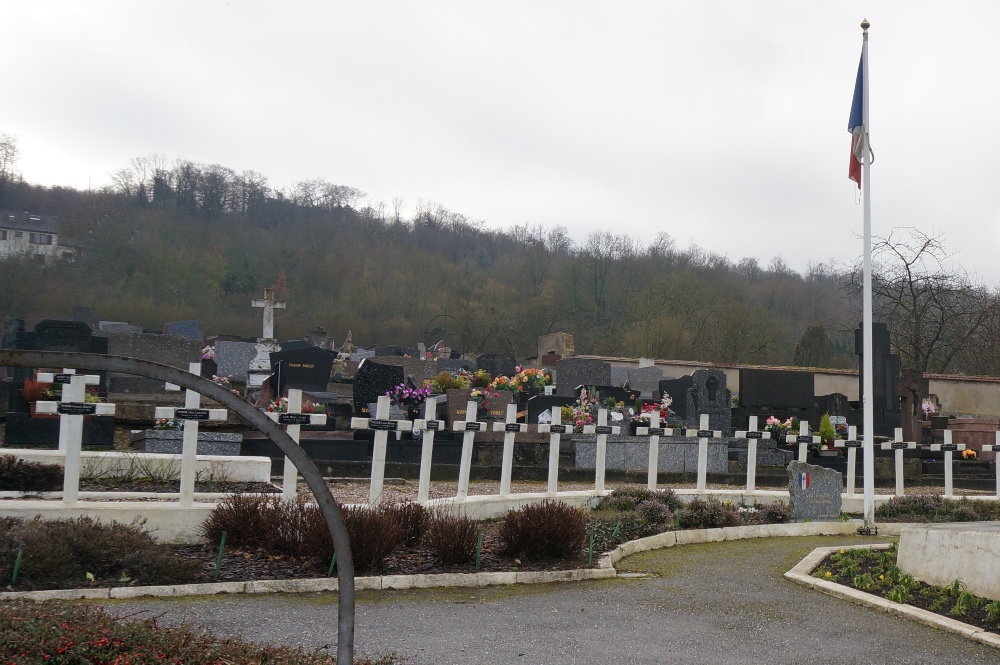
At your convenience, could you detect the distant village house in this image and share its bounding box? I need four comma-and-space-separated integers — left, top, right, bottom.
0, 211, 75, 261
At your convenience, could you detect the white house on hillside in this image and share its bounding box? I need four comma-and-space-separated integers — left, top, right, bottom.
0, 211, 75, 261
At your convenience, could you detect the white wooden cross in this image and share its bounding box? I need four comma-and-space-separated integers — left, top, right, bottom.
266, 388, 327, 500
36, 369, 115, 506
583, 408, 620, 493
685, 414, 721, 492
786, 420, 820, 462
986, 434, 998, 499
930, 429, 965, 498
735, 416, 771, 494
452, 400, 487, 500
636, 411, 672, 491
37, 369, 100, 453
834, 426, 862, 495
412, 396, 444, 504
351, 395, 413, 504
251, 287, 286, 340
538, 408, 567, 494
493, 403, 527, 496
879, 427, 916, 497
157, 362, 228, 507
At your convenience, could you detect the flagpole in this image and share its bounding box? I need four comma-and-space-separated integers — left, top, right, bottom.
860, 18, 876, 525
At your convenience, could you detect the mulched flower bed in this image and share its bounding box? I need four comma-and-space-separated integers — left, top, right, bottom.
813, 545, 1000, 635
77, 479, 280, 494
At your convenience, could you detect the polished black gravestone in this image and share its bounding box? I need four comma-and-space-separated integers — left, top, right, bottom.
270, 345, 334, 394
740, 368, 814, 409
352, 360, 405, 417
658, 376, 693, 419
526, 395, 575, 424
854, 322, 901, 436
476, 353, 517, 379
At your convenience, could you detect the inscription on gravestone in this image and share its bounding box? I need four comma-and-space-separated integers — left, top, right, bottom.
787, 461, 842, 521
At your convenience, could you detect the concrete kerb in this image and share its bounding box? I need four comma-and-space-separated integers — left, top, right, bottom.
786, 541, 1000, 650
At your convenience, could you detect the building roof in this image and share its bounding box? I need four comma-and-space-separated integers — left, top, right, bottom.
0, 211, 58, 234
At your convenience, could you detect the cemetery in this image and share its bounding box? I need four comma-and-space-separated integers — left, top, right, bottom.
1, 295, 999, 659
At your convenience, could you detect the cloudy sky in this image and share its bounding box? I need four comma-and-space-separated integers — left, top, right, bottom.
5, 2, 1000, 283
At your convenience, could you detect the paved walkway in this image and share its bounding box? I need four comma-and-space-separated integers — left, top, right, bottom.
97, 535, 999, 664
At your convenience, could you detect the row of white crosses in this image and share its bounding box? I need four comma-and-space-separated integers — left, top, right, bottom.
635, 414, 721, 492
35, 369, 116, 506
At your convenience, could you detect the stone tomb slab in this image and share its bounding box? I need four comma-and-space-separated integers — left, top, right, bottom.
787, 460, 842, 521
132, 430, 242, 456
100, 332, 203, 393
163, 319, 203, 340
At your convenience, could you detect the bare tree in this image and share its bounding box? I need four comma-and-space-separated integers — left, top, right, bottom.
847, 227, 994, 372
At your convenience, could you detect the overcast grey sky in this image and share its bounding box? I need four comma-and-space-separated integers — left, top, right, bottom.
5, 2, 1000, 283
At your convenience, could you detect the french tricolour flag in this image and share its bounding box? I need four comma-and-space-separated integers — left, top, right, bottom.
848, 55, 864, 188
799, 472, 810, 490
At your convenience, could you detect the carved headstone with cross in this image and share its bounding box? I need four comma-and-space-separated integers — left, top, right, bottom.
35, 369, 116, 505
451, 400, 486, 500
492, 403, 527, 496
266, 388, 327, 500
156, 362, 228, 506
880, 427, 916, 497
248, 287, 286, 389
735, 415, 771, 494
351, 395, 413, 504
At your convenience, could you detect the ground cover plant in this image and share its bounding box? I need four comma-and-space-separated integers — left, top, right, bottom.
875, 494, 1000, 522
0, 600, 403, 664
590, 488, 792, 552
812, 543, 1000, 635
0, 516, 199, 591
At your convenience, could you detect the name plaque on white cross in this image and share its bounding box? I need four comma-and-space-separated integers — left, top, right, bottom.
279, 413, 312, 425
891, 442, 909, 450
424, 420, 441, 430
543, 424, 567, 434
646, 427, 666, 436
175, 408, 210, 420
844, 440, 863, 448
369, 419, 400, 430
57, 403, 96, 415
462, 422, 483, 432
504, 423, 521, 433
940, 444, 958, 451
745, 431, 764, 439
595, 425, 613, 434
54, 374, 74, 384
795, 435, 814, 443
697, 429, 714, 438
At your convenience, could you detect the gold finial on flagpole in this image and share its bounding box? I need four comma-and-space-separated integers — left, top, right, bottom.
861, 18, 870, 30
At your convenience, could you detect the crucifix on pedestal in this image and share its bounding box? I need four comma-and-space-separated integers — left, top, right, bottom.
157, 362, 228, 507
248, 287, 286, 389
35, 370, 116, 506
266, 388, 327, 500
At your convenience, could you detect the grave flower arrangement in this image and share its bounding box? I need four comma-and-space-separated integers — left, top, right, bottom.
513, 367, 552, 390
921, 398, 936, 417
470, 388, 500, 409
635, 393, 677, 424
201, 345, 215, 360
154, 418, 182, 430
962, 448, 977, 460
211, 374, 241, 396
489, 375, 520, 393
385, 383, 433, 407
765, 416, 793, 439
429, 371, 470, 394
266, 397, 326, 414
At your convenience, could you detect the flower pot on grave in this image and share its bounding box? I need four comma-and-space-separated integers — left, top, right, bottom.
476, 405, 489, 420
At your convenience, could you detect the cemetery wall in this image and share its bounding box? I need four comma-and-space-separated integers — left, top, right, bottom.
927, 375, 1000, 418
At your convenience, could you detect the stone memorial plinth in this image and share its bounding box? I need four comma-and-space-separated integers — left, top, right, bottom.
572, 434, 729, 474
132, 430, 242, 456
728, 438, 794, 466
787, 460, 842, 521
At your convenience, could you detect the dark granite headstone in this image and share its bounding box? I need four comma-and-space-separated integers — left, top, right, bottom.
555, 358, 611, 397
353, 360, 404, 417
431, 358, 476, 374
610, 366, 630, 387
371, 356, 430, 385
659, 376, 693, 419
686, 369, 731, 435
855, 322, 901, 436
787, 461, 843, 521
476, 353, 518, 379
526, 395, 575, 424
814, 393, 849, 422
278, 339, 314, 352
445, 389, 474, 424
98, 332, 202, 393
163, 320, 202, 340
270, 345, 334, 394
214, 340, 258, 383
740, 368, 814, 409
628, 366, 663, 399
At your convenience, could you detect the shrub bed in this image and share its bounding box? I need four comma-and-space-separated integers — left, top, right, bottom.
0, 600, 402, 664
875, 495, 1000, 522
812, 543, 1000, 635
499, 501, 588, 560
0, 455, 62, 492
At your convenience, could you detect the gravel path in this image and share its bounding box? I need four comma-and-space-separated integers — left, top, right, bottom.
96, 535, 999, 664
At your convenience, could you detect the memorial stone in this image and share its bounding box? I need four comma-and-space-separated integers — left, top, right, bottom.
476, 353, 518, 379
353, 361, 404, 417
740, 368, 814, 409
628, 366, 663, 399
659, 376, 693, 418
787, 460, 843, 521
555, 358, 611, 397
610, 366, 630, 387
214, 340, 258, 383
270, 345, 334, 393
855, 322, 901, 436
526, 394, 575, 424
99, 332, 202, 393
686, 369, 731, 435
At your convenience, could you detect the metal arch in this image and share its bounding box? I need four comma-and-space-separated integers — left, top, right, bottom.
0, 350, 356, 663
